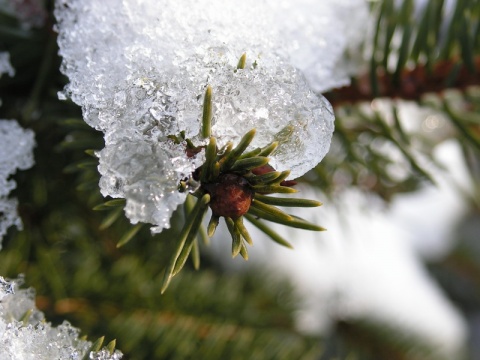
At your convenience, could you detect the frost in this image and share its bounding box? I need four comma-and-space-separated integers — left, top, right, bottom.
55, 0, 367, 232
0, 276, 123, 360
0, 120, 35, 246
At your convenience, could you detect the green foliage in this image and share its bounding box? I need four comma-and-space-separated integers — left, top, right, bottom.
0, 1, 479, 359
369, 0, 479, 94
319, 1, 480, 202
0, 221, 323, 359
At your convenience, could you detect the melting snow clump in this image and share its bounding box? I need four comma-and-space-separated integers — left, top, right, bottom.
55, 0, 368, 233
0, 276, 123, 360
96, 137, 202, 233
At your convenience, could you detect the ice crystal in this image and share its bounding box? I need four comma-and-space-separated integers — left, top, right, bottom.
0, 277, 122, 360
0, 120, 35, 246
55, 0, 367, 233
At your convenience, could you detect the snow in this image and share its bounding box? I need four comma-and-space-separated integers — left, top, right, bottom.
55, 0, 369, 232
0, 120, 35, 247
97, 137, 199, 232
0, 276, 123, 360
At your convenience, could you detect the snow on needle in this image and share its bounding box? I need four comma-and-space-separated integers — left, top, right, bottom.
161, 57, 325, 292
54, 1, 338, 291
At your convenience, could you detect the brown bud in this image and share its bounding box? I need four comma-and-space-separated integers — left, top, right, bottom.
203, 174, 254, 219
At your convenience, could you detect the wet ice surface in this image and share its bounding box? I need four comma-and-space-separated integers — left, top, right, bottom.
55, 0, 368, 232
204, 65, 335, 176
0, 276, 123, 360
0, 120, 35, 246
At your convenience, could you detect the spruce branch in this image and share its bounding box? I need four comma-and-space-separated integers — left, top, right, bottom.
327, 0, 480, 106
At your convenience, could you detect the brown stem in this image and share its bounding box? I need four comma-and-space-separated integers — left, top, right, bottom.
325, 57, 480, 107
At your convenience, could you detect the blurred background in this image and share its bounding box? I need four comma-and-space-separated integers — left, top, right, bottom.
0, 0, 479, 359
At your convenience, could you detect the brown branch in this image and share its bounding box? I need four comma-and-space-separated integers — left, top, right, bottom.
325, 57, 480, 107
